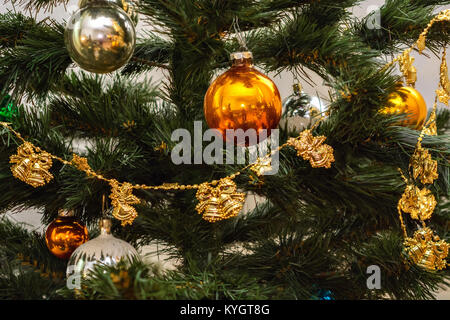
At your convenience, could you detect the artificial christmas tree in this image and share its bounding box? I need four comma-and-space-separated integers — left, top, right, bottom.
0, 0, 449, 302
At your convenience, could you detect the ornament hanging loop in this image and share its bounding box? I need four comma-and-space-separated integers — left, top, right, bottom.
231, 17, 248, 52
101, 193, 112, 218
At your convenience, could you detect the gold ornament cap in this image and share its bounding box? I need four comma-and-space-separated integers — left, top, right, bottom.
230, 51, 253, 66
78, 0, 124, 8
100, 218, 112, 235
58, 208, 75, 217
293, 83, 302, 95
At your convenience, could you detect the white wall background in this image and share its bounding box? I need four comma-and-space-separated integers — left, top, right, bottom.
1, 0, 449, 298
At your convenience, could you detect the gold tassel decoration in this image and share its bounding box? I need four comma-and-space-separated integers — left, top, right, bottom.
10, 142, 53, 188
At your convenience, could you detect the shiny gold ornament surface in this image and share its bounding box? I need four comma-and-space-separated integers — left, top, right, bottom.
204, 51, 282, 145
404, 227, 449, 271
195, 177, 245, 222
287, 130, 335, 169
65, 0, 136, 73
67, 219, 140, 279
10, 142, 53, 187
45, 209, 89, 260
410, 146, 438, 185
109, 180, 140, 226
380, 86, 427, 130
398, 184, 436, 221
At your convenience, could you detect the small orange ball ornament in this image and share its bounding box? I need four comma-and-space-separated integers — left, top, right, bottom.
45, 209, 89, 260
204, 51, 282, 145
380, 86, 427, 130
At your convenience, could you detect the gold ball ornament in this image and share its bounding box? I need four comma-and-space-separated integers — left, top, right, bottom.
65, 0, 136, 74
380, 86, 427, 130
67, 218, 140, 279
204, 51, 282, 145
45, 209, 89, 260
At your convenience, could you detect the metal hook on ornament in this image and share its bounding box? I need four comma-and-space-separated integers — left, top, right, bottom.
231, 16, 248, 52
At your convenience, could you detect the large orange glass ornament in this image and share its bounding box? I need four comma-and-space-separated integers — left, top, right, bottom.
45, 209, 89, 260
380, 86, 427, 130
204, 51, 282, 145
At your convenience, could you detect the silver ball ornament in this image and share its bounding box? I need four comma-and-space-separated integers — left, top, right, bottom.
66, 219, 140, 279
78, 0, 139, 25
65, 0, 136, 74
308, 95, 328, 118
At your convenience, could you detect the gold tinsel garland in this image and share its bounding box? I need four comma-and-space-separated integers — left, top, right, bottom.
393, 9, 450, 271
0, 119, 334, 226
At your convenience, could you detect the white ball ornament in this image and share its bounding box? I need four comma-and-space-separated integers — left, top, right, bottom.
67, 218, 140, 280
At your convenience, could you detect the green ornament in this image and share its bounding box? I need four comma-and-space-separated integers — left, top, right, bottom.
0, 95, 19, 122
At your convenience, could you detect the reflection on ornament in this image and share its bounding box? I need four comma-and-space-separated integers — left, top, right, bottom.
380, 86, 427, 130
308, 96, 327, 118
65, 0, 136, 73
10, 142, 53, 187
45, 209, 89, 260
204, 51, 282, 145
282, 83, 309, 117
67, 218, 140, 279
195, 177, 245, 222
398, 184, 436, 221
282, 83, 327, 119
404, 227, 449, 271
